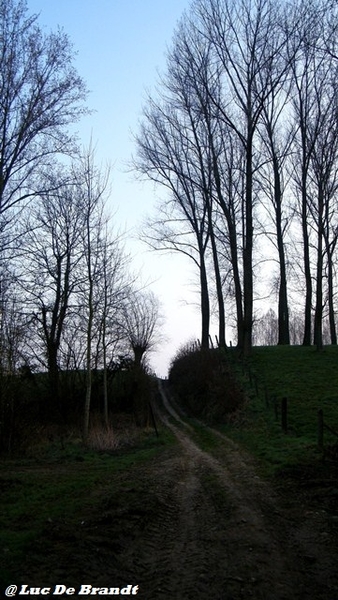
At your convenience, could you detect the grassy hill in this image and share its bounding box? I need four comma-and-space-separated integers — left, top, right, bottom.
169, 344, 338, 477
222, 345, 338, 475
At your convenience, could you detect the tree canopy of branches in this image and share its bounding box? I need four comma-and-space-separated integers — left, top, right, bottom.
0, 0, 88, 220
135, 0, 338, 354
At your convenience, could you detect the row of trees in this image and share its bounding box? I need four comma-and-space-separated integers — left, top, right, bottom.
135, 0, 338, 354
0, 0, 160, 440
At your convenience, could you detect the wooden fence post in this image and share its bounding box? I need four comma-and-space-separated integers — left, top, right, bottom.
318, 409, 324, 451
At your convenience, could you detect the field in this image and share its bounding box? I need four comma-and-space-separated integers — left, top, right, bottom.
1, 345, 338, 598
0, 431, 173, 589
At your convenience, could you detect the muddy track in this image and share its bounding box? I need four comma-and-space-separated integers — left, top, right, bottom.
129, 380, 338, 600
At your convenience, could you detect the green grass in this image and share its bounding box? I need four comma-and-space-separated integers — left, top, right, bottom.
189, 420, 223, 452
218, 345, 338, 475
0, 428, 175, 585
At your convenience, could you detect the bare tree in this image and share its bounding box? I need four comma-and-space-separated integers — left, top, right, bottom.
258, 86, 294, 345
252, 308, 278, 346
288, 0, 338, 346
165, 23, 237, 348
121, 290, 161, 368
0, 0, 88, 222
306, 67, 338, 349
91, 222, 131, 428
134, 0, 338, 356
207, 121, 246, 348
72, 147, 112, 441
135, 96, 212, 348
195, 0, 291, 354
0, 266, 25, 374
22, 167, 84, 410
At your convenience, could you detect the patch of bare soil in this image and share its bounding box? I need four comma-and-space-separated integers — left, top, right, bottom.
14, 383, 338, 599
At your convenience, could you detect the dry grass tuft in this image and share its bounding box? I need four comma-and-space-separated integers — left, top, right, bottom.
87, 423, 121, 452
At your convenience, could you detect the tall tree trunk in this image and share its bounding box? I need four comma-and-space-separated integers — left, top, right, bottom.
243, 137, 254, 356
83, 223, 93, 442
210, 145, 243, 348
231, 223, 244, 349
84, 299, 93, 441
263, 113, 291, 346
208, 208, 226, 348
314, 190, 324, 350
302, 180, 312, 346
200, 249, 210, 349
102, 259, 109, 429
326, 244, 337, 345
278, 266, 290, 346
274, 164, 290, 345
47, 341, 59, 409
102, 327, 109, 429
328, 260, 337, 345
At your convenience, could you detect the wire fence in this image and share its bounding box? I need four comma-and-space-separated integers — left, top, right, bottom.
186, 339, 338, 455
232, 350, 338, 455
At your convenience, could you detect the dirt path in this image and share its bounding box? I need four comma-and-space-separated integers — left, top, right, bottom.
128, 381, 338, 600
15, 383, 338, 599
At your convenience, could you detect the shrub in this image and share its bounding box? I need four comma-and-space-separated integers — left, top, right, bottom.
168, 347, 245, 423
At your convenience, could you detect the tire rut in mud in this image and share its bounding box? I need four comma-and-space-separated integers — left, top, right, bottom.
139, 381, 338, 600
130, 451, 232, 599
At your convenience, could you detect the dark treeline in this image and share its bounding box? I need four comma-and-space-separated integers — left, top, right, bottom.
135, 0, 338, 354
0, 0, 160, 448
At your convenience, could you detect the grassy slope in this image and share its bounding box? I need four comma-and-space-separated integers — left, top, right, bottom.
219, 345, 338, 475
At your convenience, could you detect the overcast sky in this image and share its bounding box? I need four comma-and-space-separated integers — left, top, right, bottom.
25, 0, 214, 376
